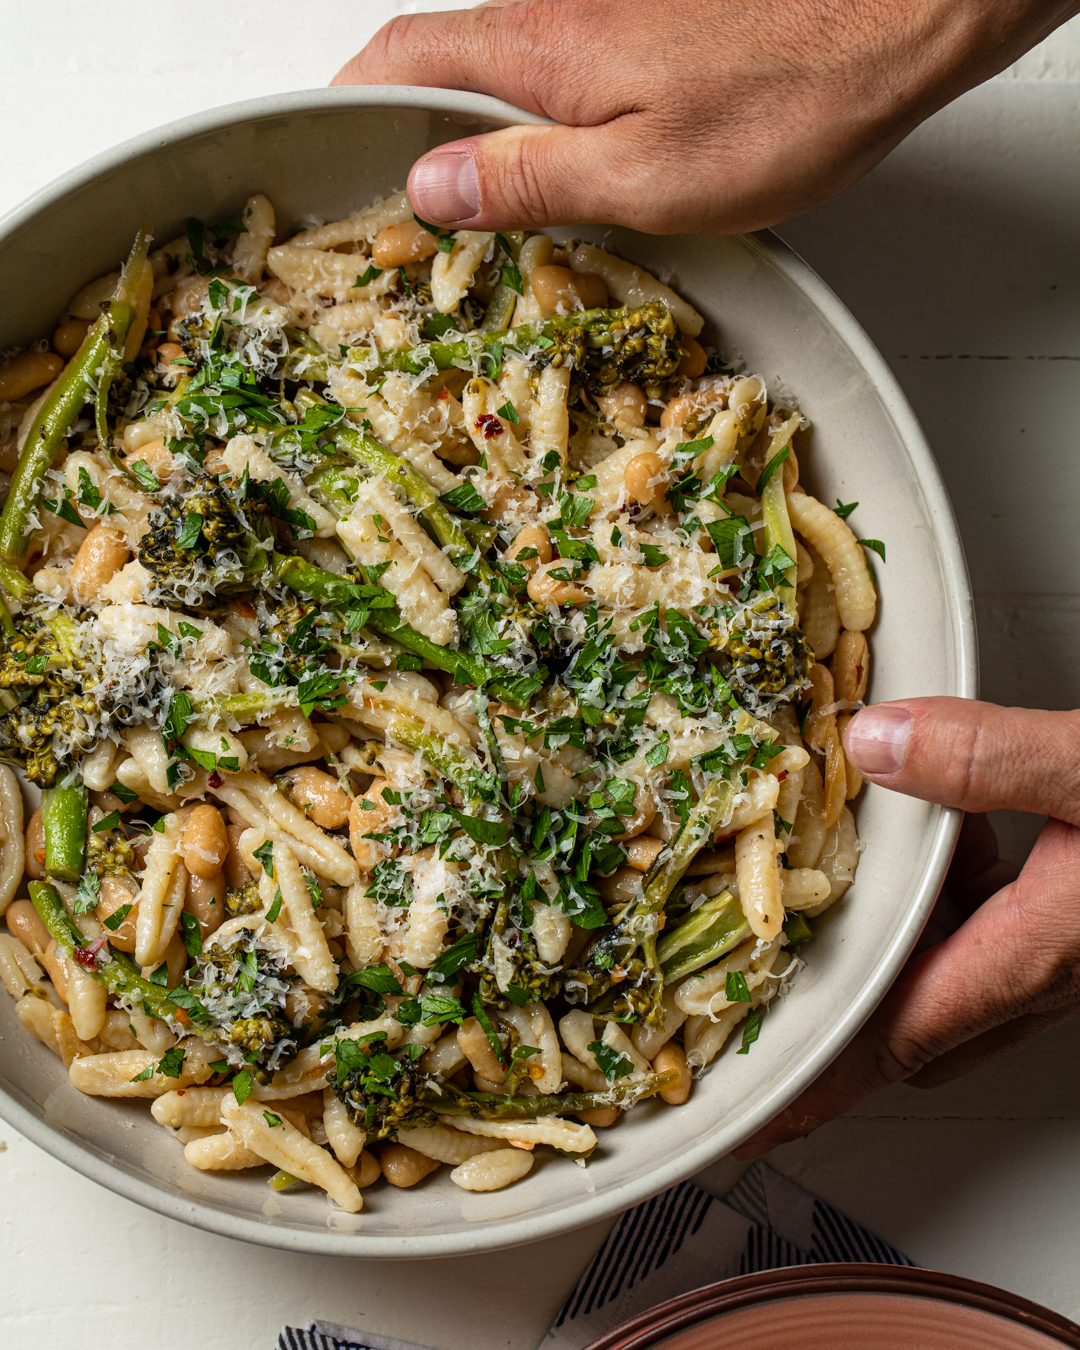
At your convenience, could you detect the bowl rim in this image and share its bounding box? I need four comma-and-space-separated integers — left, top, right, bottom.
0, 84, 977, 1259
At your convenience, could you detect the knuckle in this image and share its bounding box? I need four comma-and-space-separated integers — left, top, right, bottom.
366, 14, 420, 69
489, 134, 560, 225
871, 1033, 936, 1085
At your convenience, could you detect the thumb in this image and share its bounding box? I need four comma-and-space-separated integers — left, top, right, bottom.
843, 697, 1080, 825
406, 122, 662, 231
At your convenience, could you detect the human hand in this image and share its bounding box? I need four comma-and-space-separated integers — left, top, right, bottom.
734, 696, 1080, 1159
333, 0, 1077, 232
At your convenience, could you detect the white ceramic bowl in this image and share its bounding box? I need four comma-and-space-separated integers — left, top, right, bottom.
0, 87, 975, 1258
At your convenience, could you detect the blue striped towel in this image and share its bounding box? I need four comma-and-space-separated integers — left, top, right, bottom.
278, 1162, 911, 1350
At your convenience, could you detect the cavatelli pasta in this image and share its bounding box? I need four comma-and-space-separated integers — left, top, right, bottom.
0, 179, 869, 1215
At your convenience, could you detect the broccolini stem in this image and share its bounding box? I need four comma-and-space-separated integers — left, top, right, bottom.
94, 241, 153, 454
41, 782, 88, 883
294, 393, 481, 571
427, 1069, 677, 1119
28, 880, 83, 947
340, 425, 489, 576
479, 231, 524, 333
191, 687, 299, 723
365, 611, 529, 706
0, 226, 152, 572
269, 552, 369, 609
0, 323, 123, 565
387, 715, 493, 811
28, 881, 209, 1029
639, 777, 736, 917
272, 551, 527, 704
759, 414, 801, 611
783, 912, 814, 944
584, 776, 736, 1024
656, 889, 750, 982
270, 550, 483, 676
0, 590, 15, 639
0, 563, 30, 605
366, 607, 482, 679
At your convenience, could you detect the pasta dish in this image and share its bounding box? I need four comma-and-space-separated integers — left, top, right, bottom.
0, 189, 875, 1210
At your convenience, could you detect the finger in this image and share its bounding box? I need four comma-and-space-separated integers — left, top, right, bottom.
330, 5, 702, 231
912, 893, 963, 954
843, 698, 1080, 824
906, 1007, 1073, 1089
404, 122, 709, 231
332, 5, 604, 119
945, 812, 1019, 917
733, 818, 1080, 1158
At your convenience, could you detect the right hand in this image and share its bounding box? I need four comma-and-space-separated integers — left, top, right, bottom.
333, 0, 1075, 232
734, 697, 1080, 1159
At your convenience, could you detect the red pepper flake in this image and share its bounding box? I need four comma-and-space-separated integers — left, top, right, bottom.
207, 770, 224, 788
235, 600, 256, 619
475, 413, 502, 440
72, 936, 106, 971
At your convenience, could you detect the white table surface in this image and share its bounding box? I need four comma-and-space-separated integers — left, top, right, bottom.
2, 5, 1080, 1345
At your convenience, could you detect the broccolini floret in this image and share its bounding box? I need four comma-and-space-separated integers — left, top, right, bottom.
0, 614, 65, 689
331, 1038, 439, 1138
725, 594, 812, 706
475, 895, 562, 1010
86, 821, 135, 879
544, 301, 684, 398
184, 926, 295, 1076
0, 617, 97, 786
138, 476, 268, 605
224, 878, 263, 917
346, 302, 687, 401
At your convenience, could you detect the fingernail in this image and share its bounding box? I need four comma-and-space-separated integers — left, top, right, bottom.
409, 150, 481, 224
845, 705, 913, 776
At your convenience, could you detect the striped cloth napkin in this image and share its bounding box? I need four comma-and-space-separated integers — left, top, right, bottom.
278, 1162, 912, 1350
